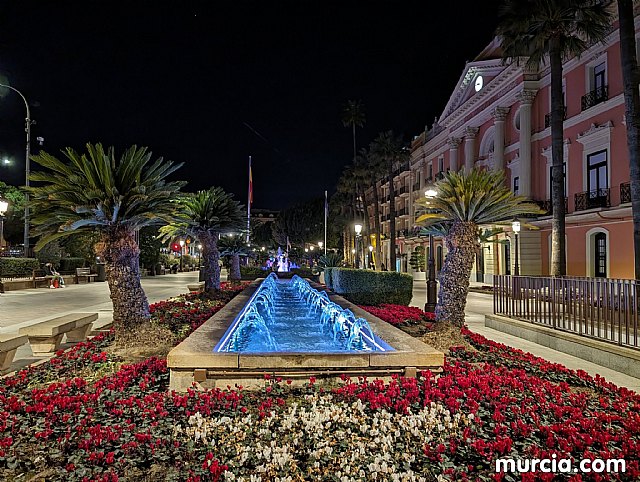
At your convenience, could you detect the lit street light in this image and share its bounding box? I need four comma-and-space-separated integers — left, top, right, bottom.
512, 217, 521, 276
179, 239, 185, 272
0, 83, 34, 256
0, 198, 8, 252
354, 223, 363, 268
424, 186, 438, 313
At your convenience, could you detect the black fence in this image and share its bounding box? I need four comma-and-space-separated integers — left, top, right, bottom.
494, 275, 639, 350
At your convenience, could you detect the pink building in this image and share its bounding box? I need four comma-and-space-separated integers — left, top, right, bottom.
369, 10, 636, 281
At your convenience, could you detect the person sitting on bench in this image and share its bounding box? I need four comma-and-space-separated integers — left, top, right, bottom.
44, 263, 66, 288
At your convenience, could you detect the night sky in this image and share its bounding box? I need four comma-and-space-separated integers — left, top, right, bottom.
0, 0, 502, 210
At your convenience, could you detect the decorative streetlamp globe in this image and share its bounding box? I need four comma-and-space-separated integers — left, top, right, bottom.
354, 223, 363, 236
512, 218, 521, 233
0, 199, 8, 215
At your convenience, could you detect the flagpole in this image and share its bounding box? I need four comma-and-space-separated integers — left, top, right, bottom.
247, 156, 252, 244
324, 190, 328, 255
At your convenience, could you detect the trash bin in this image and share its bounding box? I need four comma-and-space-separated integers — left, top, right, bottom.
199, 267, 205, 282
96, 262, 106, 282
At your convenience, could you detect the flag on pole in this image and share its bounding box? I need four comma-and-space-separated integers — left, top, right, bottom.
286, 236, 291, 253
324, 190, 328, 255
249, 159, 253, 205
247, 156, 252, 244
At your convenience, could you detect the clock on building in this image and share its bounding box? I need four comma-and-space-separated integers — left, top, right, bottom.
474, 75, 483, 92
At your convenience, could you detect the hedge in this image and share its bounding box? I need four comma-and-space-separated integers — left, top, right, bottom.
240, 266, 269, 280
0, 258, 40, 278
330, 268, 413, 306
59, 257, 86, 272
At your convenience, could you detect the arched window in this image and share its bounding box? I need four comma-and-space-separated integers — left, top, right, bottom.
479, 127, 495, 163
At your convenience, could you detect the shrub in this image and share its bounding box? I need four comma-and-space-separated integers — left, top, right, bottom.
331, 268, 413, 305
240, 265, 267, 279
58, 257, 86, 272
0, 257, 39, 278
324, 267, 334, 289
35, 241, 63, 268
409, 246, 425, 272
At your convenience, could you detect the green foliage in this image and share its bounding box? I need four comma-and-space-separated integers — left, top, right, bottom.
28, 143, 186, 250
318, 252, 344, 270
139, 227, 163, 268
182, 254, 197, 267
61, 231, 101, 264
323, 267, 335, 289
240, 265, 268, 279
59, 257, 86, 272
159, 253, 179, 267
218, 235, 253, 258
251, 221, 276, 248
0, 257, 39, 278
409, 246, 425, 272
331, 268, 413, 306
35, 240, 63, 268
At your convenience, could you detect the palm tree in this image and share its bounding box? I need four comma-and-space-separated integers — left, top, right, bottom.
364, 145, 388, 270
160, 187, 245, 291
497, 0, 610, 276
341, 100, 366, 165
218, 234, 253, 281
416, 169, 541, 326
617, 0, 640, 279
336, 166, 359, 265
28, 143, 185, 333
370, 130, 409, 272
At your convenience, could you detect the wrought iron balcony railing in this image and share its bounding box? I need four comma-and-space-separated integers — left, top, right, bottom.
574, 188, 611, 211
412, 182, 421, 192
581, 85, 608, 111
544, 105, 567, 129
435, 171, 445, 181
620, 182, 631, 204
397, 185, 409, 195
537, 198, 568, 215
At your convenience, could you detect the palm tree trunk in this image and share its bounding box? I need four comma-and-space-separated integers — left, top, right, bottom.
230, 254, 241, 281
201, 232, 221, 291
361, 187, 371, 266
618, 0, 640, 279
96, 229, 150, 335
435, 221, 477, 326
371, 178, 382, 270
388, 167, 397, 271
550, 38, 567, 276
352, 123, 357, 165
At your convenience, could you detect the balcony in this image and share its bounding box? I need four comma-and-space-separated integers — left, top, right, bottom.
544, 105, 567, 129
398, 185, 409, 197
537, 198, 568, 215
412, 182, 421, 192
581, 85, 608, 111
396, 229, 409, 238
574, 188, 611, 211
435, 171, 445, 181
621, 182, 631, 204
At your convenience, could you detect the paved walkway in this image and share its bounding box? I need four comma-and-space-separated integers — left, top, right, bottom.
2, 275, 638, 392
411, 281, 640, 392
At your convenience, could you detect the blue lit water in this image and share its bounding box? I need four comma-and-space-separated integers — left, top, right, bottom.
214, 274, 394, 353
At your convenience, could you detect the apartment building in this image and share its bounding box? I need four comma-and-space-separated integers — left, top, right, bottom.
366, 11, 636, 281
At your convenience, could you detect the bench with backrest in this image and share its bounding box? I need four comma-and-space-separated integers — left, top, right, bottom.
18, 313, 98, 354
0, 334, 29, 371
32, 269, 53, 288
75, 267, 98, 284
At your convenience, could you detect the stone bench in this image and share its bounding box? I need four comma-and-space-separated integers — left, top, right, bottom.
0, 334, 29, 371
19, 313, 98, 354
187, 282, 204, 292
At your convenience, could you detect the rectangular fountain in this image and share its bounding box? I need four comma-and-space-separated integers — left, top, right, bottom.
168, 274, 444, 390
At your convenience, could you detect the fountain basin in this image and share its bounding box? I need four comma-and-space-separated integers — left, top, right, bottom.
168, 278, 444, 390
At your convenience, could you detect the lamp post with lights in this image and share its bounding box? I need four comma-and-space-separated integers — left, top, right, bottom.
0, 198, 8, 253
0, 83, 34, 256
354, 223, 363, 268
512, 217, 521, 276
179, 239, 185, 272
424, 185, 438, 313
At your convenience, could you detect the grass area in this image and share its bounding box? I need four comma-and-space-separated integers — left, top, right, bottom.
0, 285, 638, 481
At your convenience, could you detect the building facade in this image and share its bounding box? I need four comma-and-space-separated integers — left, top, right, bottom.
366, 8, 637, 281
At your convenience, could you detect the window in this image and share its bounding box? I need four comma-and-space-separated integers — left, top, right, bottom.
438, 157, 444, 173
513, 176, 520, 194
428, 163, 433, 180
594, 62, 606, 92
594, 232, 607, 278
587, 150, 608, 193
436, 245, 443, 272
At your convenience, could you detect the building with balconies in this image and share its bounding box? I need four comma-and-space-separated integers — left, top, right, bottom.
364, 6, 637, 280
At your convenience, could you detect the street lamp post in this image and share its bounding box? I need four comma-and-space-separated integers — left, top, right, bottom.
179, 239, 185, 272
354, 223, 363, 269
424, 186, 438, 313
512, 217, 521, 276
368, 245, 373, 269
0, 198, 8, 253
0, 83, 34, 257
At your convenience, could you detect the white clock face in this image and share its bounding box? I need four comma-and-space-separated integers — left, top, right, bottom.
475, 75, 483, 92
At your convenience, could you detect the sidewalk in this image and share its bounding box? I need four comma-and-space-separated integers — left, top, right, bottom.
411, 281, 640, 392
0, 271, 202, 373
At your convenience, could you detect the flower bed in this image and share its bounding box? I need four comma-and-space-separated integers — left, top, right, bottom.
0, 290, 638, 481
359, 303, 435, 327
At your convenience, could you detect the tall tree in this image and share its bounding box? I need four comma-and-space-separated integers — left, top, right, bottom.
219, 234, 253, 281
28, 143, 185, 334
370, 131, 409, 271
617, 0, 640, 279
354, 149, 372, 265
416, 169, 541, 326
498, 0, 610, 276
160, 187, 245, 291
336, 168, 359, 266
361, 147, 386, 270
341, 100, 366, 165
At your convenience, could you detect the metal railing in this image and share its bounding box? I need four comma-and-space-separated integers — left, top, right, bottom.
536, 198, 568, 215
494, 275, 639, 349
574, 188, 610, 211
621, 182, 631, 204
435, 171, 445, 181
581, 85, 608, 111
544, 105, 567, 129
